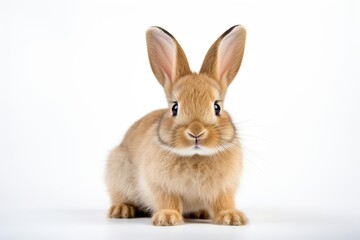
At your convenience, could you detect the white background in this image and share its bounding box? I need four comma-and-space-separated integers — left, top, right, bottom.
1, 0, 360, 239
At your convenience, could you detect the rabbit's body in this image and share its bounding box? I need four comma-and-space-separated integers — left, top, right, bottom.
106, 25, 248, 226
106, 107, 242, 214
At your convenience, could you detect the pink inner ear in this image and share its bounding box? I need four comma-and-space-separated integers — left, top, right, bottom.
151, 29, 176, 82
217, 29, 241, 81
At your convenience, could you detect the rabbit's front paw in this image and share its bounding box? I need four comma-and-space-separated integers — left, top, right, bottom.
108, 204, 135, 218
214, 209, 248, 226
152, 209, 184, 226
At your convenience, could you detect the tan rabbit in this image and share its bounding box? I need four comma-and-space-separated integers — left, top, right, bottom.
106, 25, 247, 226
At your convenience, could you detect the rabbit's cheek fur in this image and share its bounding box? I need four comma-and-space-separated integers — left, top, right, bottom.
158, 112, 237, 156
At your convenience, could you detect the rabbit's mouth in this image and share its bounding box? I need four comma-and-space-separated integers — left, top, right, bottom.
194, 137, 201, 148
186, 129, 206, 149
190, 138, 203, 150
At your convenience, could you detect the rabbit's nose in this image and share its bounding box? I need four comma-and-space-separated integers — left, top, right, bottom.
186, 121, 207, 139
187, 132, 204, 139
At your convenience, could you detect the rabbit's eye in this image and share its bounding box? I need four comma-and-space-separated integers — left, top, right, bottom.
172, 102, 178, 116
214, 102, 221, 116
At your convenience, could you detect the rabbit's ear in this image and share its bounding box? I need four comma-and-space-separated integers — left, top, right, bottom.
200, 25, 246, 88
146, 27, 191, 87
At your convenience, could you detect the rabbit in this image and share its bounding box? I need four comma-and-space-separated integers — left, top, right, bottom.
106, 25, 247, 226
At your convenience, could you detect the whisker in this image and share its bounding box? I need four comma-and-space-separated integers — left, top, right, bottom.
235, 118, 257, 125
242, 156, 264, 172
241, 144, 269, 165
238, 133, 264, 140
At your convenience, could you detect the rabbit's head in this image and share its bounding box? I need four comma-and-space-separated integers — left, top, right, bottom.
146, 25, 246, 156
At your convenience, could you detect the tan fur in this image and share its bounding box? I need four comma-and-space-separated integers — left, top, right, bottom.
106, 25, 247, 226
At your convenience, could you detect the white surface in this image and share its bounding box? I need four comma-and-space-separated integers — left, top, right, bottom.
1, 0, 360, 239
0, 208, 359, 240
